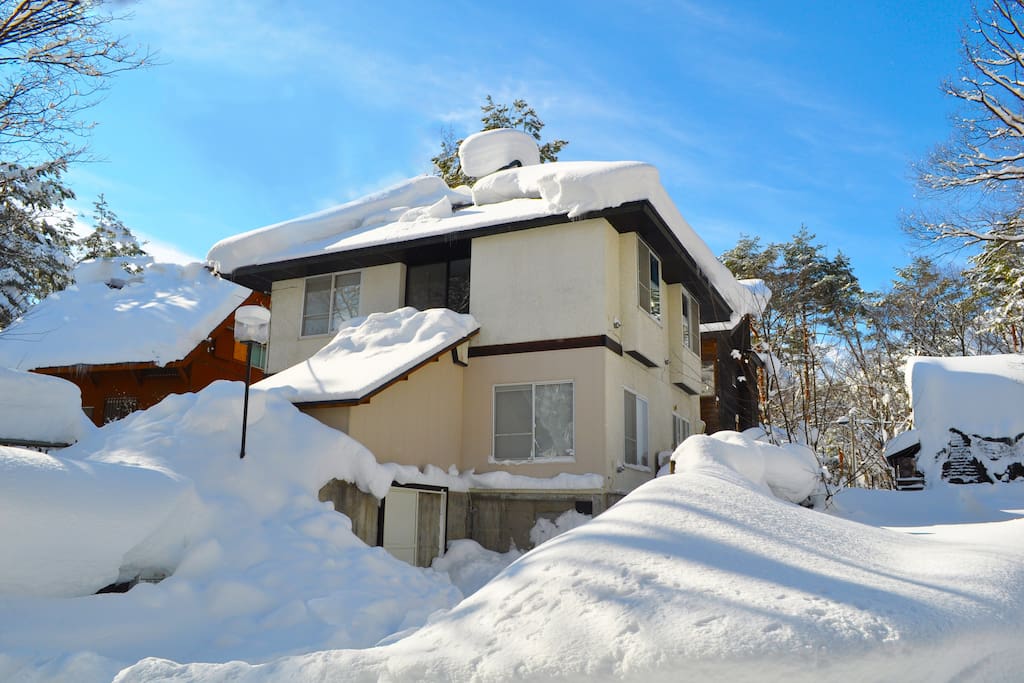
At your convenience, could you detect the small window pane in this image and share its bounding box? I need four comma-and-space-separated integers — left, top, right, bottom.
701, 361, 716, 397
406, 262, 447, 311
637, 242, 651, 314
447, 258, 471, 313
624, 390, 637, 465
637, 397, 649, 468
302, 275, 332, 336
495, 434, 533, 460
495, 385, 532, 435
331, 272, 361, 330
534, 383, 573, 458
649, 253, 661, 318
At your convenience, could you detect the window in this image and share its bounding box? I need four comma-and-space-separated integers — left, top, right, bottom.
681, 290, 700, 355
624, 389, 649, 468
302, 272, 361, 336
405, 258, 470, 313
637, 238, 661, 319
233, 340, 267, 370
701, 360, 717, 397
104, 396, 138, 423
672, 413, 691, 449
494, 382, 574, 461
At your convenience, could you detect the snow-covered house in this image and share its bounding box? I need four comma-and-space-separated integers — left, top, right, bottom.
208, 129, 764, 560
901, 354, 1024, 485
0, 259, 269, 426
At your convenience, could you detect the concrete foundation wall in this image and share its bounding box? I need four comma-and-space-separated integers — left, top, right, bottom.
463, 490, 609, 553
318, 479, 380, 547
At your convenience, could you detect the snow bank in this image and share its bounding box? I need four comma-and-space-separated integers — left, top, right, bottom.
0, 367, 88, 445
0, 260, 251, 369
256, 307, 479, 403
119, 466, 1024, 682
458, 128, 540, 178
0, 446, 191, 597
907, 354, 1024, 483
206, 176, 469, 274
0, 381, 462, 679
672, 430, 822, 504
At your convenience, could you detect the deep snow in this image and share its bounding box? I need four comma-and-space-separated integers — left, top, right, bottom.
2, 385, 1024, 682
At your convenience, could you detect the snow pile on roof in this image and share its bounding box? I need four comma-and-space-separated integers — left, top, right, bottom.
907, 354, 1024, 483
458, 128, 540, 178
884, 428, 920, 459
0, 367, 89, 445
206, 158, 760, 322
256, 307, 479, 403
0, 259, 251, 369
207, 176, 470, 274
672, 429, 822, 504
0, 380, 462, 680
120, 462, 1024, 682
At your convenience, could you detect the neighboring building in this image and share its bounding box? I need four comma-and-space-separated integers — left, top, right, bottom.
0, 259, 268, 426
208, 130, 764, 562
891, 354, 1024, 486
698, 315, 764, 434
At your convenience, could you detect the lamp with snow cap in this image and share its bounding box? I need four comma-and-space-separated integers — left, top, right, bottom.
234, 304, 271, 459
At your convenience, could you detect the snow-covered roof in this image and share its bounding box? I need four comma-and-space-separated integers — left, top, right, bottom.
906, 354, 1024, 479
0, 258, 252, 369
255, 307, 479, 404
207, 159, 764, 322
0, 367, 90, 445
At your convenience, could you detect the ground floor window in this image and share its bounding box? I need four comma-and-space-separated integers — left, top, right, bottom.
624, 389, 649, 468
494, 381, 574, 461
673, 413, 691, 449
104, 395, 138, 423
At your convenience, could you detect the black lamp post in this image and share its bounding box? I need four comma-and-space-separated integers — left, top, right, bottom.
234, 304, 271, 459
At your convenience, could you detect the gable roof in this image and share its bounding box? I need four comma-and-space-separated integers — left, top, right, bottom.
0, 259, 252, 370
254, 307, 479, 405
208, 162, 765, 327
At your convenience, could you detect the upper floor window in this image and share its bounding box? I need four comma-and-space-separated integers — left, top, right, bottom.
638, 238, 661, 319
494, 381, 574, 461
406, 258, 470, 314
681, 289, 700, 355
302, 272, 361, 336
624, 388, 649, 469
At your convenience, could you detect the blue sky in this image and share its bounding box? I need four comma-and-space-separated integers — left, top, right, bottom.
66, 0, 973, 291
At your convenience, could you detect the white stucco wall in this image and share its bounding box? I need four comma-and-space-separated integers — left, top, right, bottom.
469, 219, 612, 346
267, 263, 405, 372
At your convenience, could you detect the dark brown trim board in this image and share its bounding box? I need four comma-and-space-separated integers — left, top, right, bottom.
468, 335, 623, 358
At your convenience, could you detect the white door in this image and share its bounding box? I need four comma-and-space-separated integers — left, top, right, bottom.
382, 487, 419, 564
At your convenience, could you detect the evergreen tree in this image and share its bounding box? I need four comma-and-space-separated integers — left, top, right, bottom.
968, 241, 1024, 352
76, 194, 148, 272
432, 96, 568, 187
0, 159, 74, 328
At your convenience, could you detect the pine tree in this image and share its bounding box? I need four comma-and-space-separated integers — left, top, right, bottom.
76, 194, 148, 273
0, 159, 75, 328
432, 96, 569, 187
968, 241, 1024, 351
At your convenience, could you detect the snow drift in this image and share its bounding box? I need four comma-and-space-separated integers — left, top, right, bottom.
119, 462, 1024, 682
0, 367, 89, 446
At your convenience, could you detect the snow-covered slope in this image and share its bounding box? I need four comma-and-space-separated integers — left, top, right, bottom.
118, 462, 1024, 682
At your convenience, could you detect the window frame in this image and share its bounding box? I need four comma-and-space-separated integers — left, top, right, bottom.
300, 270, 362, 338
492, 380, 576, 463
637, 237, 662, 321
623, 388, 650, 470
681, 288, 701, 355
672, 413, 691, 449
404, 257, 470, 314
